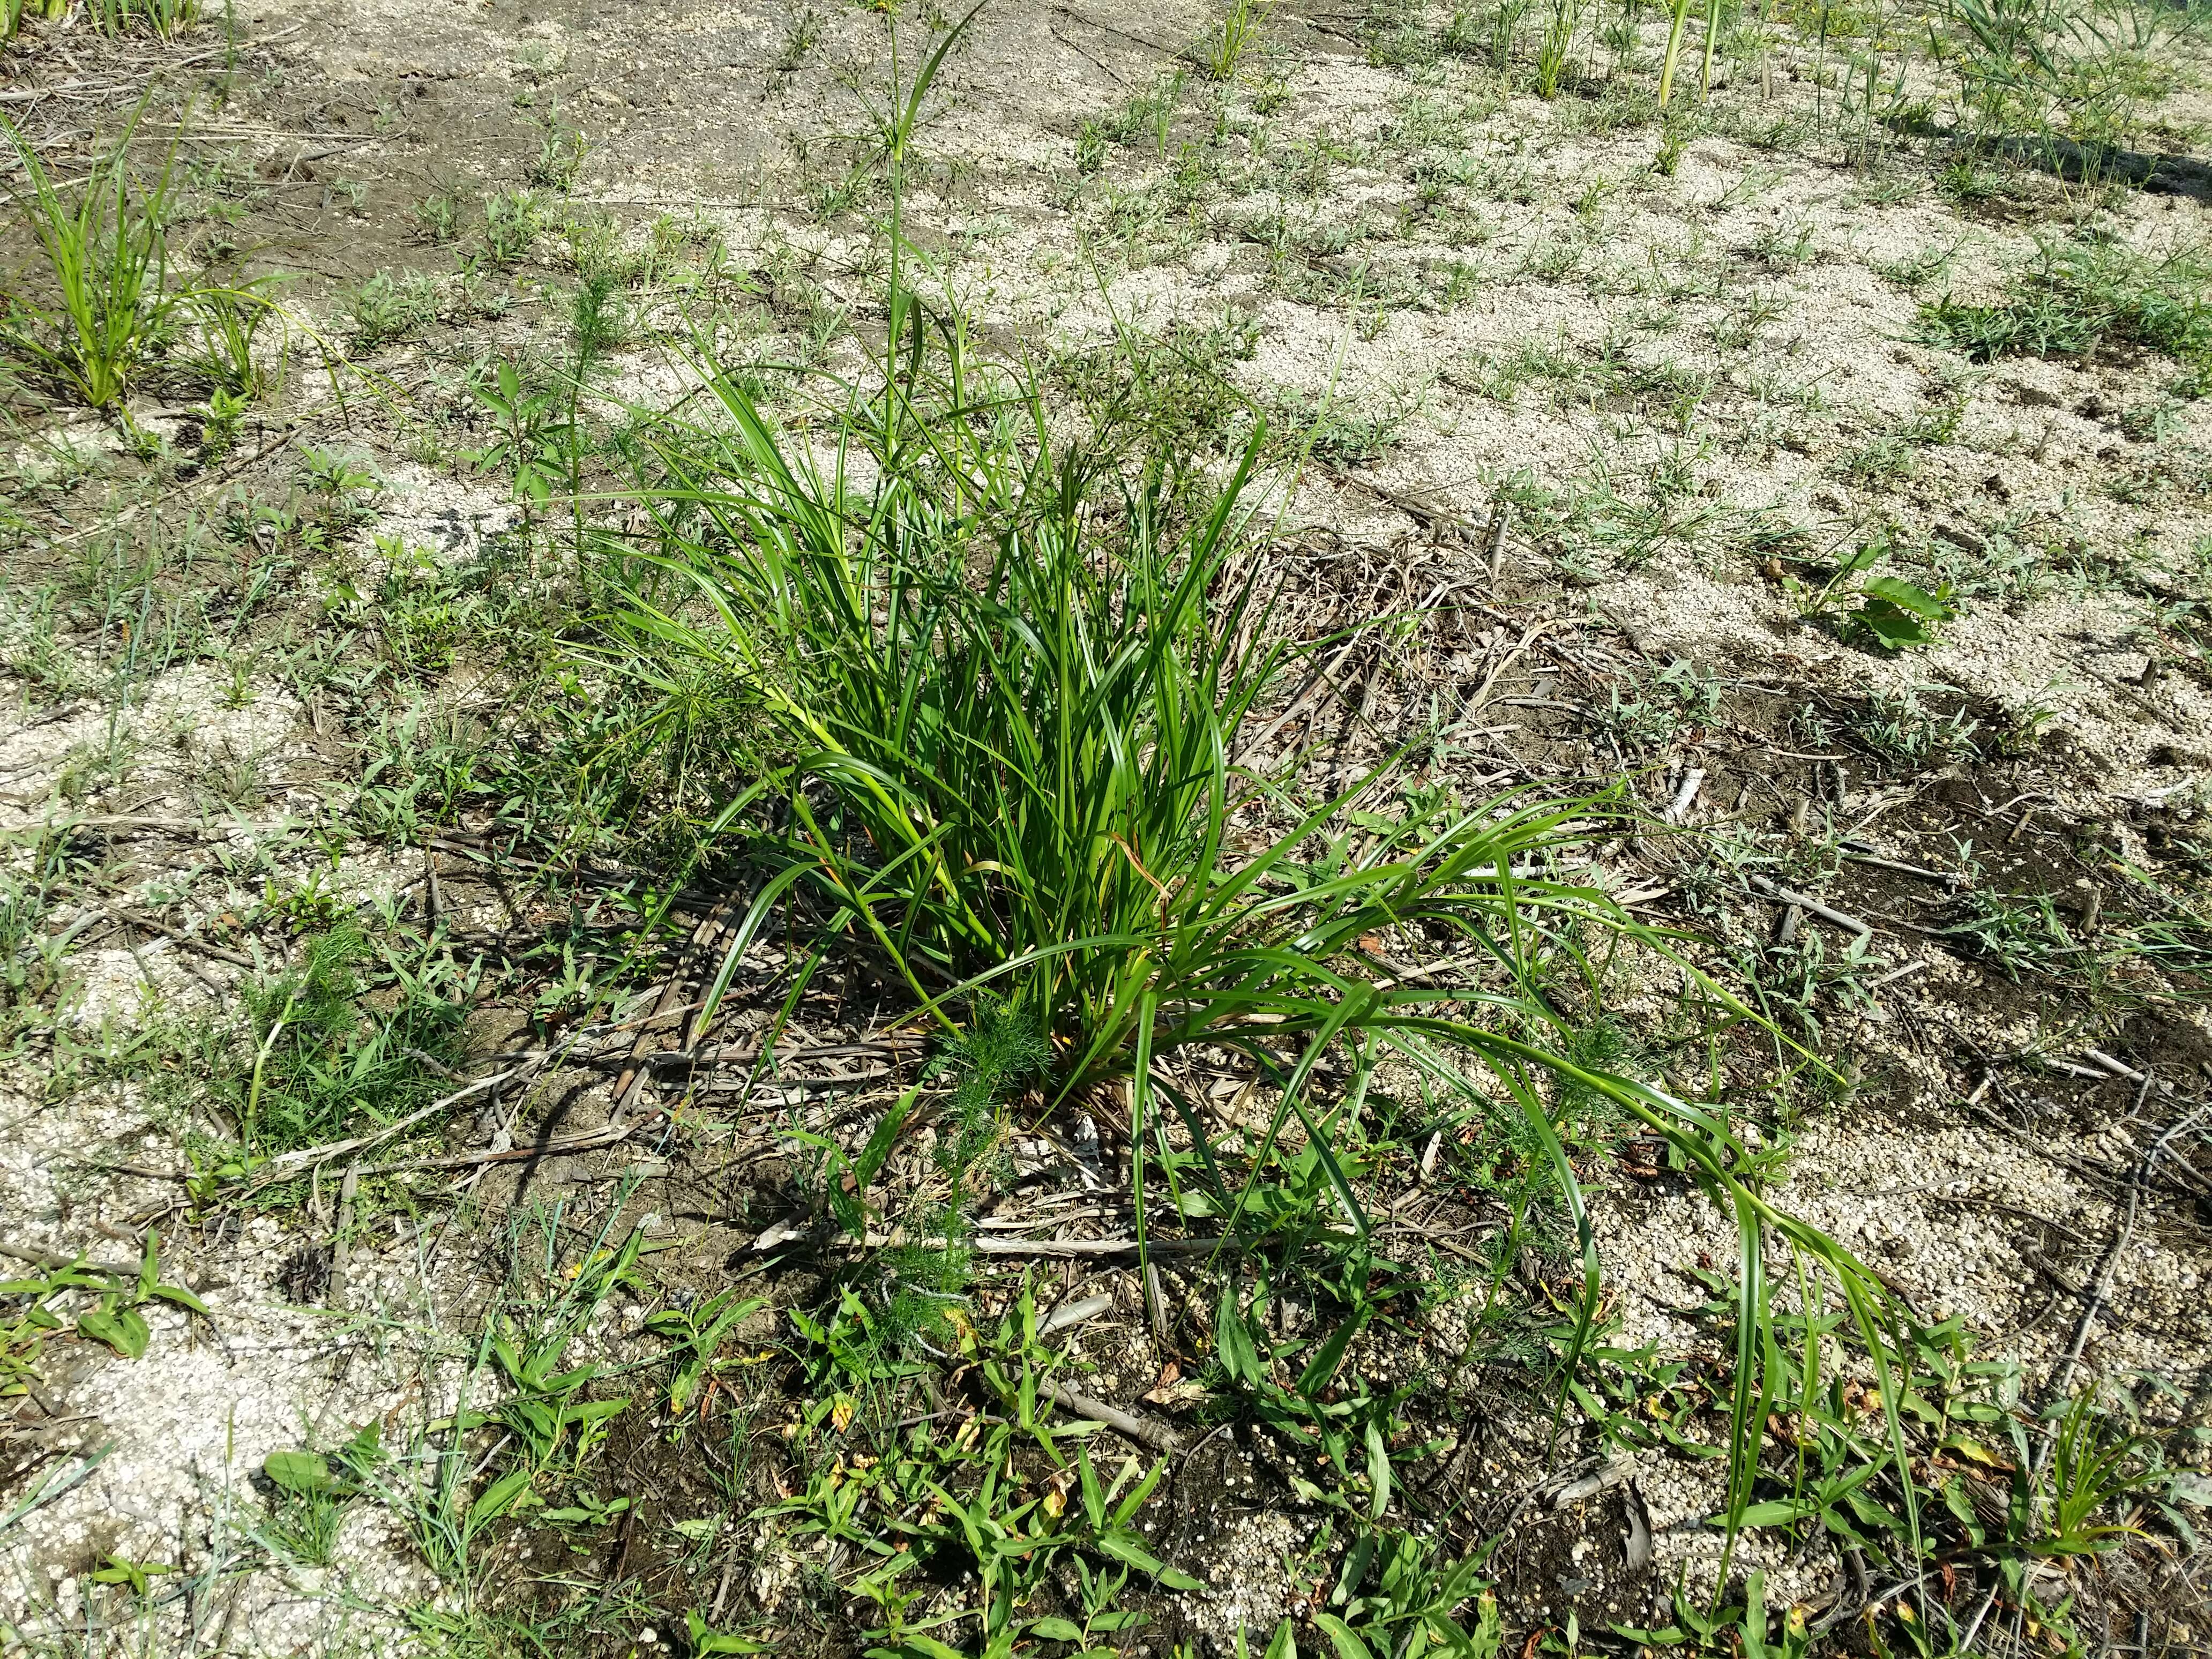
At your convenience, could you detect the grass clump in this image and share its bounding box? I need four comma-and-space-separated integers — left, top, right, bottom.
1194, 0, 1273, 81
1, 104, 290, 413
85, 0, 197, 37
593, 54, 1917, 1568
0, 106, 179, 409
349, 269, 442, 349
1920, 236, 2212, 388
191, 920, 474, 1157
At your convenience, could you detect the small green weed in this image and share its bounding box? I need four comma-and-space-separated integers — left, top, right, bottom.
2031, 1387, 2162, 1557
413, 184, 470, 243
347, 1215, 645, 1597
1621, 1571, 1806, 1658
3, 1234, 210, 1402
1090, 73, 1185, 153
1789, 533, 1956, 654
1197, 0, 1272, 81
773, 5, 821, 73
642, 1288, 768, 1430
762, 1281, 1204, 1653
349, 268, 441, 349
1939, 884, 2076, 978
1796, 686, 1980, 771
183, 276, 286, 398
525, 104, 592, 191
465, 356, 576, 514
0, 103, 181, 408
484, 190, 544, 266
197, 920, 474, 1159
1920, 237, 2212, 384
1590, 659, 1722, 751
1272, 384, 1420, 465
0, 849, 70, 1020
1858, 686, 1981, 768
256, 1422, 383, 1566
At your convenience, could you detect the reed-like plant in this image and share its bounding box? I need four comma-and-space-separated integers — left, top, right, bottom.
1199, 0, 1273, 80
1658, 0, 1720, 106
87, 0, 198, 38
0, 102, 178, 409
596, 3, 1916, 1567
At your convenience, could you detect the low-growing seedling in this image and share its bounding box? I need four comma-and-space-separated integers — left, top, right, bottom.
1858, 686, 1982, 768
1875, 240, 1963, 292
1620, 1571, 1806, 1657
2028, 1387, 2162, 1557
526, 103, 592, 192
413, 183, 469, 243
773, 5, 821, 73
300, 444, 383, 536
1745, 923, 1885, 1044
0, 851, 72, 1019
487, 1313, 631, 1478
642, 1287, 768, 1428
349, 268, 441, 349
925, 996, 1051, 1201
1920, 236, 2212, 383
346, 1217, 646, 1597
1272, 384, 1421, 465
484, 190, 543, 266
2, 1233, 210, 1402
1940, 884, 2076, 979
1591, 659, 1722, 751
1790, 535, 1956, 653
1796, 686, 1981, 773
1307, 1530, 1503, 1659
195, 920, 473, 1159
257, 1422, 383, 1566
184, 276, 287, 398
761, 1281, 1202, 1654
466, 356, 574, 513
1197, 0, 1272, 81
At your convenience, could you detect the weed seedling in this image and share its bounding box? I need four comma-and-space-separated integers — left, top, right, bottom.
413, 184, 469, 243
256, 1422, 383, 1566
1789, 533, 1956, 654
214, 920, 473, 1157
0, 103, 180, 408
525, 103, 592, 192
483, 191, 543, 266
1197, 0, 1272, 81
349, 268, 441, 349
2, 1232, 210, 1403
